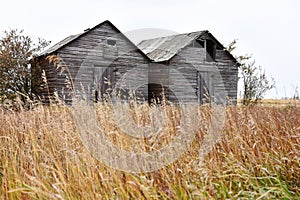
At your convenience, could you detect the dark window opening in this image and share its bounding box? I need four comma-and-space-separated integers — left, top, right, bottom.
196, 40, 205, 48
107, 39, 116, 46
104, 39, 118, 59
206, 39, 216, 62
148, 83, 168, 104
94, 90, 99, 103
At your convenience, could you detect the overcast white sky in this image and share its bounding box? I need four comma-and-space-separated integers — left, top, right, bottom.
1, 0, 299, 98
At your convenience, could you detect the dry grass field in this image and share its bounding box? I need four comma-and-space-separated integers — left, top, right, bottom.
0, 102, 299, 199
238, 99, 300, 107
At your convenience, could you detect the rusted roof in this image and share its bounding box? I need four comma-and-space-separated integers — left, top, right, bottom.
137, 31, 206, 62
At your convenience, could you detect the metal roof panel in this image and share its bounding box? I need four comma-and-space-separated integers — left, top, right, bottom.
137, 31, 205, 62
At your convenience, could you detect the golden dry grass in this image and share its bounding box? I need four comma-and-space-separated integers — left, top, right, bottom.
238, 99, 300, 107
0, 103, 299, 199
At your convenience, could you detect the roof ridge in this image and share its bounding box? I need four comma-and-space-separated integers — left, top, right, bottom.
137, 30, 207, 45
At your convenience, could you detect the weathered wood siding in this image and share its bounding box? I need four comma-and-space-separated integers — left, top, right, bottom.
168, 46, 203, 103
32, 22, 238, 105
215, 49, 238, 104
167, 39, 238, 105
33, 21, 149, 103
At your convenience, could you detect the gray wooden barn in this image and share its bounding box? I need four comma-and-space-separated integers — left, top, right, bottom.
32, 20, 238, 105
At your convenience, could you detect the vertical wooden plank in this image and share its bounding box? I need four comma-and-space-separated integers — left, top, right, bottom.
197, 71, 215, 104
208, 71, 214, 103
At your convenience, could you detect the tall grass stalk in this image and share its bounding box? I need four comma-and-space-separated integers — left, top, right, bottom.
0, 104, 299, 199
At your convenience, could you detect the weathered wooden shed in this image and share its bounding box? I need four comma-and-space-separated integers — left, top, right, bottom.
32, 20, 150, 103
137, 31, 239, 104
32, 20, 238, 105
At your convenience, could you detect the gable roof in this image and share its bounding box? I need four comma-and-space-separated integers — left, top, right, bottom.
39, 21, 237, 64
137, 31, 237, 63
39, 20, 148, 59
